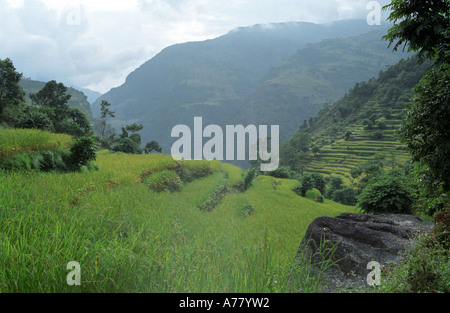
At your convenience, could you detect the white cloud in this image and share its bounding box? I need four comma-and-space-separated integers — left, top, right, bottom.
0, 0, 392, 94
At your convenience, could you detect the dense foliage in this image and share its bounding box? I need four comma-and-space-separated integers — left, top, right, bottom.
0, 58, 25, 122
357, 168, 415, 215
383, 0, 450, 215
400, 63, 450, 192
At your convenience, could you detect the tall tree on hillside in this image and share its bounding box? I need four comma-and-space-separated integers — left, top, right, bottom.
30, 80, 72, 109
100, 100, 115, 138
30, 80, 92, 137
144, 140, 162, 154
383, 0, 450, 194
0, 58, 25, 121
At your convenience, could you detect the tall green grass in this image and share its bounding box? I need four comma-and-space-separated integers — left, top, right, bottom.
0, 152, 356, 293
0, 128, 72, 158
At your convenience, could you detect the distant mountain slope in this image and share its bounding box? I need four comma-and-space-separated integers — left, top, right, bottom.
233, 29, 410, 141
74, 86, 102, 105
280, 56, 432, 183
94, 19, 401, 153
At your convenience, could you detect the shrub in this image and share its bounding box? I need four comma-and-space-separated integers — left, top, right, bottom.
331, 187, 357, 206
266, 166, 290, 179
145, 170, 182, 192
69, 135, 97, 168
0, 148, 72, 173
357, 169, 414, 214
299, 174, 314, 197
14, 108, 55, 132
305, 188, 324, 203
0, 153, 31, 171
113, 137, 142, 154
380, 231, 449, 293
174, 160, 216, 182
370, 131, 384, 140
311, 173, 327, 195
326, 176, 344, 199
243, 168, 258, 191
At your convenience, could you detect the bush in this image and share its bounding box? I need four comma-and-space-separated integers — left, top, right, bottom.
243, 168, 258, 191
0, 153, 31, 171
266, 166, 290, 179
381, 232, 450, 293
357, 169, 414, 214
14, 108, 55, 132
370, 131, 384, 140
305, 188, 324, 203
145, 170, 182, 192
69, 135, 97, 167
113, 137, 142, 154
326, 176, 344, 199
331, 187, 357, 206
173, 160, 216, 183
311, 173, 327, 195
298, 174, 314, 197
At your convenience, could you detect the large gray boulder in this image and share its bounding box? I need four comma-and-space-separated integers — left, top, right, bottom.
297, 213, 433, 292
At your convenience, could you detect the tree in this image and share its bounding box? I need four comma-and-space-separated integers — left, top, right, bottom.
113, 137, 142, 154
30, 80, 71, 109
400, 63, 450, 191
125, 123, 144, 133
383, 0, 450, 64
61, 107, 93, 137
100, 100, 115, 138
14, 106, 54, 132
383, 0, 450, 193
326, 176, 344, 199
332, 187, 357, 206
113, 123, 145, 154
299, 174, 314, 197
311, 173, 326, 195
69, 135, 97, 168
280, 131, 311, 173
145, 140, 162, 154
0, 58, 25, 121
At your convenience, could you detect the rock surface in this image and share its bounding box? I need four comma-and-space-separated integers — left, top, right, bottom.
297, 213, 433, 292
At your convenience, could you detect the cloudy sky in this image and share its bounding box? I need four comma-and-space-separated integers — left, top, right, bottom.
0, 0, 392, 94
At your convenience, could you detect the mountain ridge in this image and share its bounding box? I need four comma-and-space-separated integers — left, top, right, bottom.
93, 19, 403, 154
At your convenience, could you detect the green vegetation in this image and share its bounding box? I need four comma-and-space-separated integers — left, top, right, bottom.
357, 168, 415, 215
375, 231, 449, 293
281, 56, 431, 185
0, 151, 355, 292
1, 4, 449, 294
0, 128, 98, 173
0, 127, 72, 158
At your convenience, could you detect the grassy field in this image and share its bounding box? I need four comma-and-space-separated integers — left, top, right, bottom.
0, 127, 72, 159
0, 129, 356, 292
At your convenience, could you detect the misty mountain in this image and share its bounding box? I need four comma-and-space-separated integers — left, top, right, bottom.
93, 19, 408, 153
73, 86, 102, 104
233, 29, 410, 141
